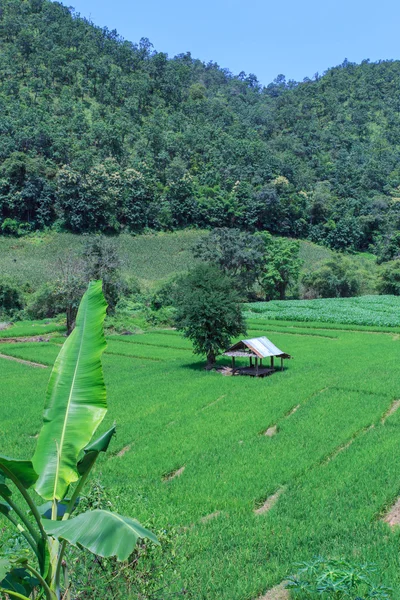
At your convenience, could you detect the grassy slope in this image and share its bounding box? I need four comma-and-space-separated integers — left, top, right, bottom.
2, 320, 400, 598
0, 231, 204, 289
0, 231, 377, 291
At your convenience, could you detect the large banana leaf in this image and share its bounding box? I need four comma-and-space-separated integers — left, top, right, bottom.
43, 509, 159, 560
32, 281, 108, 500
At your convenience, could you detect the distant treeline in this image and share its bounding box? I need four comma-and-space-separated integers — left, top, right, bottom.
2, 0, 400, 259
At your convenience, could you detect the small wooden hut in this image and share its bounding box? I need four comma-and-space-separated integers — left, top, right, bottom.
223, 336, 291, 377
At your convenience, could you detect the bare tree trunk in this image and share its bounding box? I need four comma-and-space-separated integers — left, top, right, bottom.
206, 350, 216, 370
66, 307, 76, 336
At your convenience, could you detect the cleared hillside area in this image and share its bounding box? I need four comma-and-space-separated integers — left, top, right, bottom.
0, 231, 376, 290
1, 318, 400, 598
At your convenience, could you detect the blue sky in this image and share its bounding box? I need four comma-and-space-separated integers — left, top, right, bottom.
67, 0, 400, 85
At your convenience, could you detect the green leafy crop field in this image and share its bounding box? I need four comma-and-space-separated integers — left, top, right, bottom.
2, 317, 400, 598
246, 295, 400, 327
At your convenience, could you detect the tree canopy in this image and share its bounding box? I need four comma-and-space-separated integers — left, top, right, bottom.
2, 1, 400, 256
174, 264, 246, 367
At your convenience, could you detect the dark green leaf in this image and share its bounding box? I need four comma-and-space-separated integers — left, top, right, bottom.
0, 456, 38, 489
77, 426, 116, 476
0, 474, 12, 498
43, 509, 159, 561
0, 501, 11, 516
37, 538, 50, 578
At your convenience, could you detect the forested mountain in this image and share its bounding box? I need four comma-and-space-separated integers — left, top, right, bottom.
2, 0, 400, 255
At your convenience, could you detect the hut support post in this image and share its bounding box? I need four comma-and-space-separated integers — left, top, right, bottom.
250, 356, 253, 367
255, 357, 258, 376
232, 356, 235, 372
271, 356, 274, 370
281, 357, 283, 371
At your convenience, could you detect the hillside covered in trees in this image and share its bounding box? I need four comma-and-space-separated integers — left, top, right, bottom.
2, 0, 400, 256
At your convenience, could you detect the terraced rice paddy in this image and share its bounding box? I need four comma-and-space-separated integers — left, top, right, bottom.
2, 318, 400, 598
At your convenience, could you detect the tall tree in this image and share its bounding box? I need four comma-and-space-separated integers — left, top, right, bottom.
174, 264, 246, 368
192, 228, 264, 294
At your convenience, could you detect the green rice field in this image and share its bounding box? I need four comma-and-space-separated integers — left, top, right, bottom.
2, 314, 400, 598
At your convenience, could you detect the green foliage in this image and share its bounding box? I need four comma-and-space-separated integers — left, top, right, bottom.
193, 228, 264, 293
287, 557, 390, 600
174, 263, 246, 365
1, 218, 19, 236
258, 233, 302, 300
26, 235, 124, 332
1, 0, 400, 249
0, 277, 23, 317
150, 275, 182, 310
0, 282, 157, 599
26, 261, 86, 334
81, 235, 124, 311
377, 260, 400, 295
375, 232, 400, 264
301, 256, 362, 299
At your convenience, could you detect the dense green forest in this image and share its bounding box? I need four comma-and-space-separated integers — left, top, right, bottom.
2, 0, 400, 257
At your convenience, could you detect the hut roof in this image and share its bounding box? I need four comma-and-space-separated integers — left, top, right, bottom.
224, 336, 291, 359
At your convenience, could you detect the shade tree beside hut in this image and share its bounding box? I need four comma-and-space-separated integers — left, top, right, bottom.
174, 263, 246, 368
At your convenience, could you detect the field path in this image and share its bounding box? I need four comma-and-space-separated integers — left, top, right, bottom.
0, 353, 48, 368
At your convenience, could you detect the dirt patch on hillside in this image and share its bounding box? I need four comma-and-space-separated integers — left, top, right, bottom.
202, 395, 226, 410
256, 582, 289, 600
325, 425, 375, 464
381, 399, 400, 424
383, 497, 400, 526
200, 511, 221, 524
254, 488, 284, 515
0, 322, 11, 331
117, 444, 131, 457
286, 404, 300, 417
0, 353, 48, 368
264, 425, 278, 437
326, 439, 354, 463
0, 336, 50, 344
163, 466, 185, 481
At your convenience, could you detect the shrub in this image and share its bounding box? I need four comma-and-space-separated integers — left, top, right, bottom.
1, 218, 19, 236
0, 277, 23, 317
122, 274, 141, 297
0, 218, 31, 236
301, 256, 361, 298
378, 259, 400, 295
151, 275, 183, 310
287, 556, 390, 600
26, 282, 61, 320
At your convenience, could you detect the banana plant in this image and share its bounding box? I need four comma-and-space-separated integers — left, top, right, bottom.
0, 281, 158, 600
